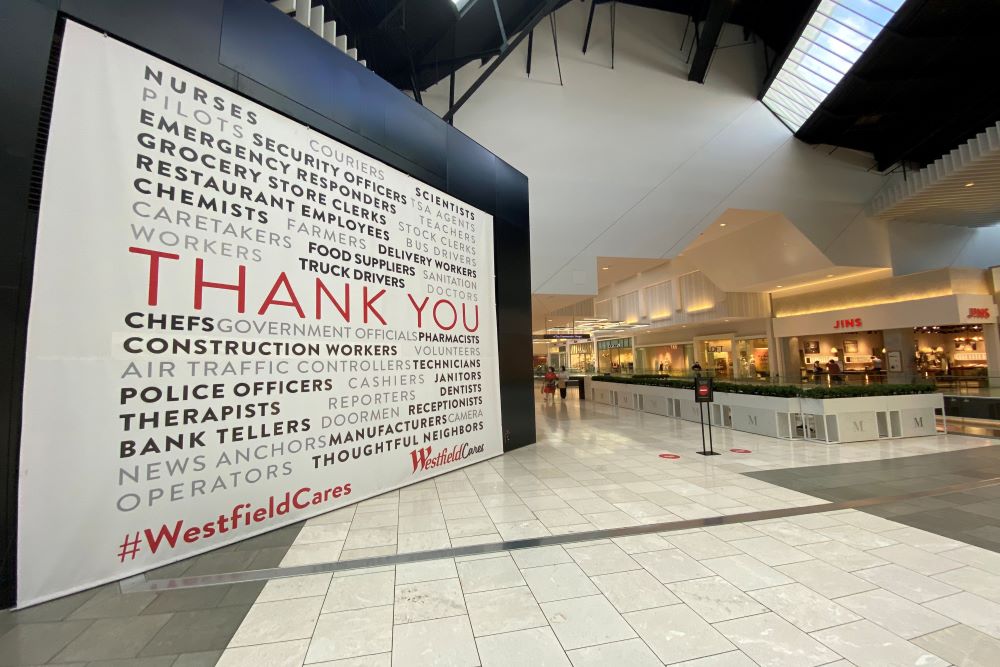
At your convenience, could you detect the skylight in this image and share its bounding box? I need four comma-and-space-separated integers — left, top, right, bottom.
762, 0, 906, 132
451, 0, 475, 11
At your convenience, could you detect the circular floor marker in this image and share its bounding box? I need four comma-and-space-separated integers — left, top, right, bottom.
659, 453, 680, 459
730, 448, 752, 454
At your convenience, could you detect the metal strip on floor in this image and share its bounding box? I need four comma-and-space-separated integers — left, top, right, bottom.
121, 475, 1000, 594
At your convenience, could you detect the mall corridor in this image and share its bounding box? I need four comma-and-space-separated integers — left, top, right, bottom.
4, 394, 1000, 665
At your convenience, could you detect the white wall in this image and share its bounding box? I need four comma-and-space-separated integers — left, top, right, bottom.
422, 1, 892, 295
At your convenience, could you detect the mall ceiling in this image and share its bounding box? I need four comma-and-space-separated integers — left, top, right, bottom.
797, 0, 1000, 171
313, 0, 998, 173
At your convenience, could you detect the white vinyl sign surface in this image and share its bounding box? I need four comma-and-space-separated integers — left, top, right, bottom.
18, 22, 502, 607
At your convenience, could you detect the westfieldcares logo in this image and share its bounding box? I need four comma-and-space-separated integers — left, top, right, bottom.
409, 443, 485, 473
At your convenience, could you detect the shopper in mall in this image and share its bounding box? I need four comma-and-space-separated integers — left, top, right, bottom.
557, 366, 569, 399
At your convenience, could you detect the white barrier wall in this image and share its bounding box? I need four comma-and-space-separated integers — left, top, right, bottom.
590, 380, 942, 445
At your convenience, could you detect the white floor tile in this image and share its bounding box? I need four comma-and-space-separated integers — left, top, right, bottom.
934, 565, 1000, 604
494, 519, 550, 540
257, 573, 333, 603
565, 543, 640, 576
867, 544, 963, 576
465, 585, 547, 637
751, 521, 830, 546
925, 592, 1000, 639
633, 548, 712, 584
218, 638, 309, 667
776, 560, 876, 598
324, 570, 395, 613
667, 532, 742, 560
476, 626, 571, 667
521, 562, 599, 602
667, 576, 766, 623
668, 651, 758, 666
510, 546, 572, 569
881, 526, 966, 553
392, 616, 479, 667
854, 564, 959, 603
541, 594, 636, 650
306, 605, 393, 662
281, 542, 345, 567
393, 578, 467, 624
624, 605, 734, 664
702, 524, 766, 542
397, 530, 451, 553
343, 527, 397, 551
748, 583, 860, 632
229, 596, 324, 647
941, 546, 1000, 575
297, 524, 352, 544
566, 638, 660, 666
837, 588, 955, 639
610, 534, 673, 554
308, 652, 390, 666
815, 525, 898, 550
716, 612, 840, 667
591, 568, 680, 613
811, 619, 948, 667
394, 559, 457, 585
797, 541, 889, 571
457, 555, 525, 593
701, 554, 793, 591
911, 624, 1000, 667
730, 536, 812, 566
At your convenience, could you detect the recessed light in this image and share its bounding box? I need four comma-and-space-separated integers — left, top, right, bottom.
720, 223, 727, 227
601, 266, 609, 270
776, 285, 783, 288
826, 274, 834, 278
965, 182, 975, 187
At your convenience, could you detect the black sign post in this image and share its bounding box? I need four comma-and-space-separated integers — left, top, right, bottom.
694, 377, 719, 456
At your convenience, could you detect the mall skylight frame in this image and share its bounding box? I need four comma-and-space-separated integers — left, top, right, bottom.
762, 0, 906, 132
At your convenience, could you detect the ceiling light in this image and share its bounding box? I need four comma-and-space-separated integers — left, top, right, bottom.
720, 223, 727, 227
762, 0, 905, 132
601, 266, 610, 270
776, 285, 783, 288
826, 274, 834, 278
965, 182, 975, 187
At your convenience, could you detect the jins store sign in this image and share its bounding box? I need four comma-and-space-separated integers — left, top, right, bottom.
832, 317, 863, 329
17, 22, 504, 607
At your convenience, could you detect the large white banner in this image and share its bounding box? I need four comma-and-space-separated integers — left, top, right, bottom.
18, 22, 502, 607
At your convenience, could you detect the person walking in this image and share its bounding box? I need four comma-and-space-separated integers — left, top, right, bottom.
557, 366, 569, 399
542, 366, 557, 404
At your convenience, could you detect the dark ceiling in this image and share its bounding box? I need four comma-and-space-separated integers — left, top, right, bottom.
797, 0, 1000, 171
312, 0, 1000, 172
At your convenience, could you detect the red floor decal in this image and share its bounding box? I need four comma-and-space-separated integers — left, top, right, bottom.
659, 453, 680, 459
730, 448, 752, 454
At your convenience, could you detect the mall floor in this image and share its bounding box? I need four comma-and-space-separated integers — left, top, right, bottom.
4, 395, 1000, 665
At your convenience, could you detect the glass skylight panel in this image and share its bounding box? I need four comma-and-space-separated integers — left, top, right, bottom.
452, 0, 475, 11
762, 0, 906, 132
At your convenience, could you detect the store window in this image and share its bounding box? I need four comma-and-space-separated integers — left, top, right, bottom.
597, 338, 634, 374
569, 342, 594, 373
639, 344, 691, 374
736, 338, 769, 379
700, 339, 733, 378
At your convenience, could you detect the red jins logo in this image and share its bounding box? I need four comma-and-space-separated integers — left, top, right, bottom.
833, 317, 862, 329
409, 443, 486, 473
968, 307, 991, 319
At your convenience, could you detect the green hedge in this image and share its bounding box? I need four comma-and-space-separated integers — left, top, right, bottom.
591, 375, 935, 399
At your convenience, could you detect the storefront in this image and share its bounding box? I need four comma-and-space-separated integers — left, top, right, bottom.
569, 341, 595, 373
699, 338, 734, 378
736, 337, 770, 378
597, 337, 634, 374
772, 293, 999, 385
636, 343, 693, 374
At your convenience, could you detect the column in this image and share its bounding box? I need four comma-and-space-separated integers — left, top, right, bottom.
984, 322, 1000, 383
765, 318, 780, 380
882, 328, 918, 384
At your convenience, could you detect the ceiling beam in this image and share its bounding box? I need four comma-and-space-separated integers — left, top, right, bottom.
687, 0, 735, 84
443, 0, 561, 124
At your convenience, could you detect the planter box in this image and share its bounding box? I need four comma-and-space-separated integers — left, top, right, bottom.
590, 379, 941, 444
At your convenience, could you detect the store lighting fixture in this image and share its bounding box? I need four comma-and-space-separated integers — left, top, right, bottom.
776, 285, 783, 289
720, 223, 727, 227
762, 0, 906, 132
826, 274, 834, 278
965, 182, 975, 187
602, 266, 610, 270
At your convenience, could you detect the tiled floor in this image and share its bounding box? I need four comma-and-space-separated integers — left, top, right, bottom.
4, 394, 1000, 665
